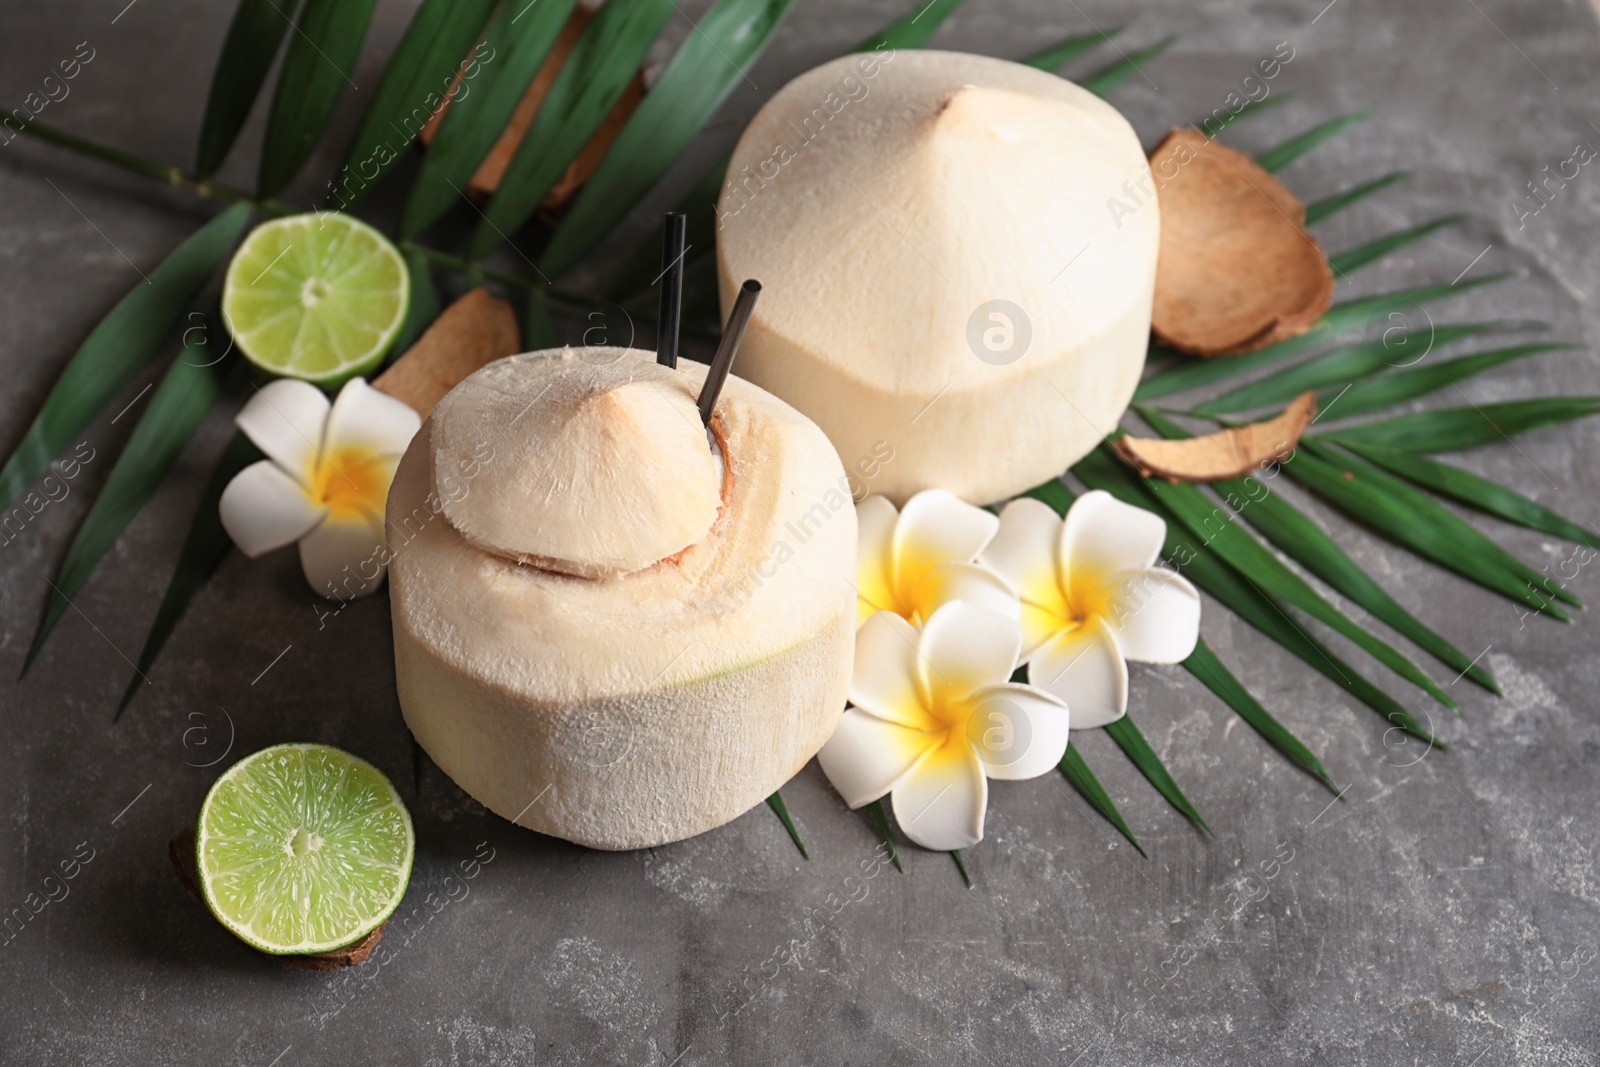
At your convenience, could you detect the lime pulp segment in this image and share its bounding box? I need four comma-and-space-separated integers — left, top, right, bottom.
222, 213, 410, 386
196, 743, 415, 955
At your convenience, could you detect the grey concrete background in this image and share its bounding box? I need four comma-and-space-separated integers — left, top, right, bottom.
3, 0, 1599, 1063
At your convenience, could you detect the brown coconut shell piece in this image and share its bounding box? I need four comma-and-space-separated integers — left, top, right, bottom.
1115, 392, 1317, 482
169, 827, 384, 970
1149, 128, 1335, 357
374, 288, 522, 417
419, 5, 646, 208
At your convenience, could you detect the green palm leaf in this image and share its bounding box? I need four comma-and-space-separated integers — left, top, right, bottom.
1337, 442, 1600, 551
540, 0, 795, 277
1058, 741, 1145, 856
195, 0, 305, 177
340, 0, 500, 200
1134, 273, 1511, 402
25, 329, 233, 675
118, 432, 259, 718
1321, 397, 1600, 454
765, 790, 808, 859
1078, 37, 1176, 98
1255, 111, 1370, 173
853, 0, 970, 50
1289, 439, 1574, 617
1140, 407, 1496, 694
1072, 448, 1439, 745
0, 204, 249, 518
257, 0, 382, 197
1327, 215, 1465, 276
472, 0, 677, 260
523, 292, 559, 350
400, 0, 582, 238
1182, 639, 1339, 790
864, 800, 903, 872
1193, 323, 1499, 417
1104, 715, 1209, 834
950, 848, 973, 887
1137, 471, 1457, 708
1023, 27, 1122, 72
1304, 171, 1410, 226
1026, 474, 1337, 788
1320, 341, 1574, 423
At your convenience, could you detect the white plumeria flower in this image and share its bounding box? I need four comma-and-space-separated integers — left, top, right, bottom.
219, 377, 420, 599
979, 490, 1201, 729
855, 489, 1018, 630
818, 602, 1070, 851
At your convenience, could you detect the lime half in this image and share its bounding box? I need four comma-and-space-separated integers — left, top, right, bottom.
196, 743, 415, 955
222, 213, 410, 387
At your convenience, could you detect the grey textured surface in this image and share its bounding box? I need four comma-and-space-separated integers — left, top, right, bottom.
3, 0, 1600, 1064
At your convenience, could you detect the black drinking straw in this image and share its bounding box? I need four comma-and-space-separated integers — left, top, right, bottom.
656, 212, 687, 369
698, 279, 760, 426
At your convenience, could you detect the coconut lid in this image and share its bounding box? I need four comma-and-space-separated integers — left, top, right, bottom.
429, 349, 722, 579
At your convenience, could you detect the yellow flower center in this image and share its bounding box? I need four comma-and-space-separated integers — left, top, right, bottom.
308, 445, 390, 520
1054, 562, 1114, 628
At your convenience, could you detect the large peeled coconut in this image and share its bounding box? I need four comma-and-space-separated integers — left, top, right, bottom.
388, 348, 856, 849
716, 51, 1160, 505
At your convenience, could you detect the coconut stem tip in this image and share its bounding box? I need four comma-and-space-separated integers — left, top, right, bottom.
698, 279, 760, 426
656, 212, 687, 369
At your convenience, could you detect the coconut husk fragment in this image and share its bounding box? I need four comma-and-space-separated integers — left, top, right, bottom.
1115, 392, 1317, 482
420, 5, 646, 208
374, 288, 522, 416
1149, 128, 1334, 357
169, 827, 384, 970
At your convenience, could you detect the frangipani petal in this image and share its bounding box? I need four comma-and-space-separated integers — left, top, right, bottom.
891, 742, 987, 851
851, 611, 939, 730
299, 510, 387, 600
965, 683, 1071, 781
324, 377, 422, 458
817, 708, 936, 808
1061, 489, 1167, 592
917, 602, 1022, 706
855, 495, 900, 626
893, 489, 998, 591
1029, 617, 1128, 728
1104, 568, 1202, 664
219, 460, 328, 558
982, 497, 1070, 613
914, 562, 1021, 626
235, 379, 332, 485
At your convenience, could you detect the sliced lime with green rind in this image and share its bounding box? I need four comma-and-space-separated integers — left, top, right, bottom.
222, 213, 410, 387
196, 743, 415, 955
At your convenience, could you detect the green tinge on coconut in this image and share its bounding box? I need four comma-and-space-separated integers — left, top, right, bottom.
388, 348, 856, 850
716, 51, 1160, 506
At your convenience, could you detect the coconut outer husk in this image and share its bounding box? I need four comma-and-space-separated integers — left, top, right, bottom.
419, 4, 645, 207
715, 50, 1160, 505
374, 288, 521, 417
1149, 128, 1334, 357
1114, 392, 1317, 482
169, 827, 384, 970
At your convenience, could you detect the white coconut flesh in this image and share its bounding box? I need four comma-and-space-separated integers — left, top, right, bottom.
388, 348, 857, 850
716, 50, 1160, 505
